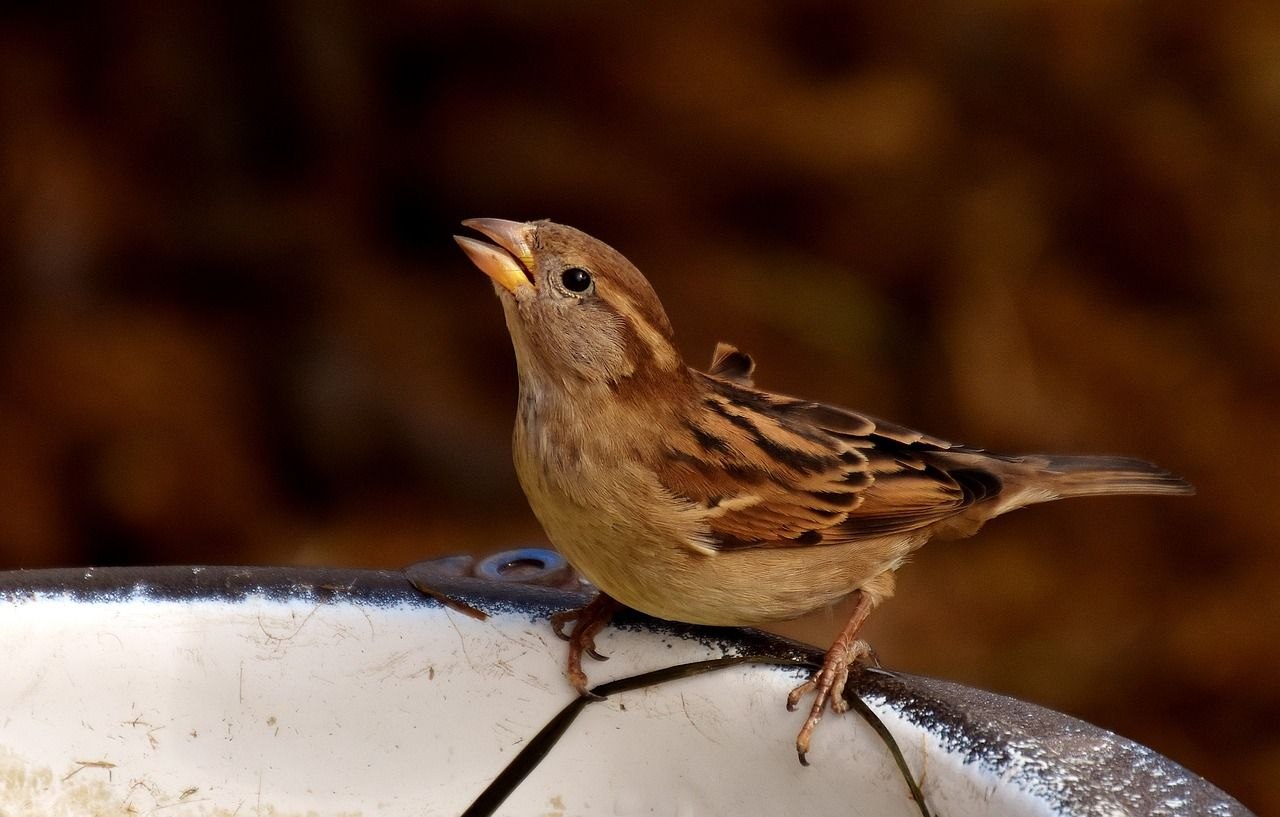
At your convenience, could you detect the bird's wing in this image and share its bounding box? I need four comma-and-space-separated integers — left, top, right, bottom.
654, 373, 1003, 550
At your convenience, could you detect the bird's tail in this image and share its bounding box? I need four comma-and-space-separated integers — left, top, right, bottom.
1031, 455, 1194, 499
921, 450, 1193, 538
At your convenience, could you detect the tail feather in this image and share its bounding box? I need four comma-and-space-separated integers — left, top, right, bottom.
1034, 455, 1194, 499
918, 450, 1192, 539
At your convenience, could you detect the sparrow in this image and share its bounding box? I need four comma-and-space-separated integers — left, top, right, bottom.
454, 218, 1193, 764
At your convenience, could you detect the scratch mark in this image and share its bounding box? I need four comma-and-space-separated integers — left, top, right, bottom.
63, 759, 116, 781
152, 792, 207, 811
520, 672, 554, 695
444, 610, 479, 674
916, 732, 930, 792
124, 778, 160, 811
125, 717, 165, 749
488, 619, 537, 650
491, 658, 518, 680
357, 605, 376, 639
257, 604, 322, 642
679, 693, 720, 746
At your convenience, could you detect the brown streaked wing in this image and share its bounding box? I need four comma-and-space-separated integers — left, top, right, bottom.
654, 374, 994, 550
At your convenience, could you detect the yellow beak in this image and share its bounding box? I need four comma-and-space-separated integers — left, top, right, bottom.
454, 218, 537, 294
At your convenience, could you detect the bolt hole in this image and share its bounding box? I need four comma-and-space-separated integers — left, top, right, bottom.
498, 557, 547, 575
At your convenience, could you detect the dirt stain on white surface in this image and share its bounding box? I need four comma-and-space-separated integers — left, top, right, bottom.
0, 749, 368, 817
541, 793, 567, 816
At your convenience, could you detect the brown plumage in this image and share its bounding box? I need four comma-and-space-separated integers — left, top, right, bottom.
454, 217, 1193, 763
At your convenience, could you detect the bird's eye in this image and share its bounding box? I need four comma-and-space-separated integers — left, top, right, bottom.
560, 267, 592, 293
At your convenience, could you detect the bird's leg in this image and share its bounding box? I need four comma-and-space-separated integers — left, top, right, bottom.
549, 592, 620, 697
786, 589, 875, 765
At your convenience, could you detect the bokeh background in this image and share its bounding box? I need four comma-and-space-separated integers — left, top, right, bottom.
2, 2, 1277, 812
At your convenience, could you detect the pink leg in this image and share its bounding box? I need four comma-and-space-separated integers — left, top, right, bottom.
786, 590, 875, 765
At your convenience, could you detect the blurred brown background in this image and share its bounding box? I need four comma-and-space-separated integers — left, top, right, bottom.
1, 2, 1277, 812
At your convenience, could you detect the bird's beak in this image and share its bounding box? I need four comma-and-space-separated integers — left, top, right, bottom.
454, 218, 537, 294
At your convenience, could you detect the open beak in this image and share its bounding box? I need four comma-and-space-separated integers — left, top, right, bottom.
454, 218, 536, 294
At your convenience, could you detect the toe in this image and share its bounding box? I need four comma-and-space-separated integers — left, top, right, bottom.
786, 679, 815, 711
549, 611, 578, 641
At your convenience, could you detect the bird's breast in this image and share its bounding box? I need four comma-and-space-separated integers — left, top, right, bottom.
511, 389, 715, 610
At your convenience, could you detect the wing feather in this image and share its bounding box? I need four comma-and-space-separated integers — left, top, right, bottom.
653, 363, 999, 551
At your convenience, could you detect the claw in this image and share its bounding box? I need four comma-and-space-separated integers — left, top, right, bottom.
586, 646, 609, 662
551, 593, 620, 697
866, 644, 884, 670
786, 678, 814, 711
567, 663, 606, 699
549, 609, 576, 642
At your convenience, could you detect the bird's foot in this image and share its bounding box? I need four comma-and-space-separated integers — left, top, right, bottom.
787, 638, 872, 765
784, 588, 876, 765
549, 593, 620, 697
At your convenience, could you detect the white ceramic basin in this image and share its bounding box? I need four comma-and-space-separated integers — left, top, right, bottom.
0, 561, 1252, 817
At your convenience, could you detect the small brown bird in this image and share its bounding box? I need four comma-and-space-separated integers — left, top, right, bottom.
454, 218, 1192, 764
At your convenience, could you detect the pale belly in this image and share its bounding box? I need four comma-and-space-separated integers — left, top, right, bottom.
516, 445, 917, 626
556, 524, 913, 626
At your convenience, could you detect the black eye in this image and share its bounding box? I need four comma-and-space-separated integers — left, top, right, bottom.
561, 267, 592, 293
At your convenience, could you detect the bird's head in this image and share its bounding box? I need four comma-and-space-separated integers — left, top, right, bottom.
455, 219, 684, 390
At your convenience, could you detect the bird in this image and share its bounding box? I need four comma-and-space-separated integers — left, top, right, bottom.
453, 217, 1193, 764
